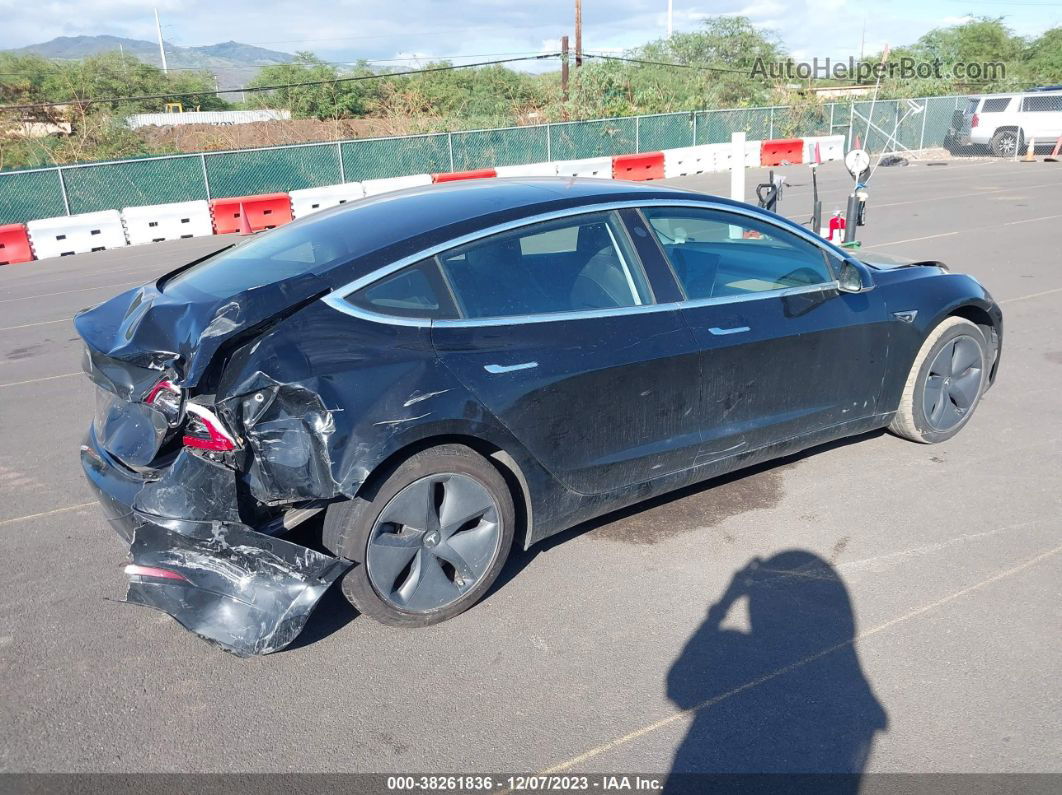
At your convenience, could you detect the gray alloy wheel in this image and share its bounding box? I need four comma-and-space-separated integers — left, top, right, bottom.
921, 335, 984, 432
990, 129, 1020, 158
366, 474, 502, 613
325, 443, 516, 627
889, 316, 990, 444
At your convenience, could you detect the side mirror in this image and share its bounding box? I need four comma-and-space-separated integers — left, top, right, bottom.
837, 260, 872, 293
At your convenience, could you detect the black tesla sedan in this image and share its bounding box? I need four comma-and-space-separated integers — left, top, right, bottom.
77, 178, 1002, 655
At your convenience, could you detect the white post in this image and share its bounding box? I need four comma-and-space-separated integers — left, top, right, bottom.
667, 0, 673, 37
154, 8, 168, 74
730, 131, 746, 203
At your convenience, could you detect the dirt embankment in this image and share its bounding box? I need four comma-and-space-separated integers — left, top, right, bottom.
137, 117, 437, 152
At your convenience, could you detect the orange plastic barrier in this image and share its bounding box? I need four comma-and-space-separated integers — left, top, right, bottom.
612, 152, 665, 181
760, 138, 804, 166
209, 193, 293, 234
432, 168, 497, 183
0, 223, 34, 265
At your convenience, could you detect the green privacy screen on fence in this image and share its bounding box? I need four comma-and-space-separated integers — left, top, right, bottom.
0, 96, 965, 225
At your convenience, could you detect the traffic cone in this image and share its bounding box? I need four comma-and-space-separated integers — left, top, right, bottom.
1045, 136, 1062, 162
1022, 138, 1037, 162
238, 202, 253, 235
853, 135, 862, 151
814, 142, 822, 165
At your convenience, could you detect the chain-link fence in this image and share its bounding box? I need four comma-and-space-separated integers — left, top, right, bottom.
0, 95, 967, 225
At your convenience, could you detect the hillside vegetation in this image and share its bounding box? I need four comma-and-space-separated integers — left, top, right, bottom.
1, 16, 1059, 170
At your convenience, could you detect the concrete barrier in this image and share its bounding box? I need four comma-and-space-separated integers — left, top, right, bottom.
495, 162, 559, 177
553, 157, 613, 179
612, 152, 665, 181
0, 223, 34, 264
662, 144, 727, 177
27, 211, 127, 259
289, 183, 366, 219
210, 193, 293, 235
362, 174, 433, 197
802, 135, 846, 163
761, 138, 805, 166
122, 201, 214, 245
432, 168, 497, 183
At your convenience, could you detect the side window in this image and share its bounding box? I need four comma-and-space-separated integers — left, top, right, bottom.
1022, 94, 1062, 112
641, 207, 833, 300
981, 98, 1011, 113
437, 211, 652, 319
348, 259, 457, 319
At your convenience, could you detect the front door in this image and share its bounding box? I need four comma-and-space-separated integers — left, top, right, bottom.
431, 210, 705, 495
640, 205, 889, 460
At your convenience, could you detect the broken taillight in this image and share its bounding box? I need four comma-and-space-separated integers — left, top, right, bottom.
145, 378, 183, 426
124, 564, 188, 581
182, 403, 238, 452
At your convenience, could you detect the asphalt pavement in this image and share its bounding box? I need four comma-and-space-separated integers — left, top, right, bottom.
0, 157, 1059, 777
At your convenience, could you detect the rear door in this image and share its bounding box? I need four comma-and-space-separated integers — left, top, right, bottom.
639, 205, 889, 459
430, 210, 705, 495
1021, 93, 1062, 139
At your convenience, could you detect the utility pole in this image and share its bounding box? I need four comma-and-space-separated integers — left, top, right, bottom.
667, 0, 673, 38
574, 0, 582, 67
154, 8, 168, 74
561, 35, 570, 102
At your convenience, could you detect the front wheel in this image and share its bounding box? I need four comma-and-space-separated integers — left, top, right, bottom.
888, 317, 990, 444
325, 444, 515, 627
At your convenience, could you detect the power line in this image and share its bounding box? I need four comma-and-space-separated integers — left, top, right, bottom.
581, 52, 756, 74
0, 53, 560, 111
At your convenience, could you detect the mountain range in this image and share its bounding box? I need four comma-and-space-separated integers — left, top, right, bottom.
4, 35, 298, 90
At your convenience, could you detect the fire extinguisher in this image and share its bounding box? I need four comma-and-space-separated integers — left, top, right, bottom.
828, 211, 846, 242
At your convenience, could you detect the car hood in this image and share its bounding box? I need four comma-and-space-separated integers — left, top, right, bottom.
855, 250, 948, 271
74, 272, 329, 392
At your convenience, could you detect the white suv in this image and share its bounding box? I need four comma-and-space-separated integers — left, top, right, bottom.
947, 89, 1062, 156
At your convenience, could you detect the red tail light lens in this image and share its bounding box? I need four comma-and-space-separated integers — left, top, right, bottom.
146, 379, 182, 426
182, 403, 238, 452
125, 564, 188, 581
971, 113, 980, 128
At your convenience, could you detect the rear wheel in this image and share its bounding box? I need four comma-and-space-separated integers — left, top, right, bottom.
888, 317, 990, 444
325, 444, 515, 627
990, 129, 1021, 158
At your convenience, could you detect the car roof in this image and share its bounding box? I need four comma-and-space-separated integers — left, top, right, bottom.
971, 90, 1062, 100
290, 177, 751, 287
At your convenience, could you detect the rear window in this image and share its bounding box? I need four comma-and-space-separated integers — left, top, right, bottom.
163, 213, 359, 299
981, 98, 1012, 113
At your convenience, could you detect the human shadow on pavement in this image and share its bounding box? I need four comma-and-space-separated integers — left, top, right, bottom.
664, 551, 887, 794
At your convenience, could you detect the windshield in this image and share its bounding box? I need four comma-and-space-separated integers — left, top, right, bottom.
163, 212, 359, 299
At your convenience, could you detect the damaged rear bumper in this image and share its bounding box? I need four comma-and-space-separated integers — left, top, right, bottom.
80, 427, 349, 656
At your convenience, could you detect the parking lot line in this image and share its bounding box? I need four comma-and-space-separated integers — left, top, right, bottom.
0, 317, 72, 332
1004, 213, 1062, 226
864, 231, 959, 248
0, 501, 97, 528
1001, 286, 1062, 304
0, 280, 143, 304
538, 539, 1062, 775
0, 372, 81, 388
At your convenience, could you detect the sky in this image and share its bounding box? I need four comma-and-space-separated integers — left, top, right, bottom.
0, 0, 1059, 70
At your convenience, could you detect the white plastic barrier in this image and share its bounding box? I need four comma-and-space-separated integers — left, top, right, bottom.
553, 157, 613, 178
289, 183, 366, 219
802, 135, 846, 163
121, 201, 213, 246
495, 162, 559, 178
362, 174, 433, 197
662, 144, 729, 177
27, 210, 128, 259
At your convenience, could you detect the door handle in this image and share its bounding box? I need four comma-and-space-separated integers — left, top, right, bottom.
708, 326, 751, 336
484, 361, 538, 374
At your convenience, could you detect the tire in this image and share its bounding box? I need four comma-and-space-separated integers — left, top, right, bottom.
888, 317, 990, 444
324, 444, 515, 627
990, 129, 1021, 158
